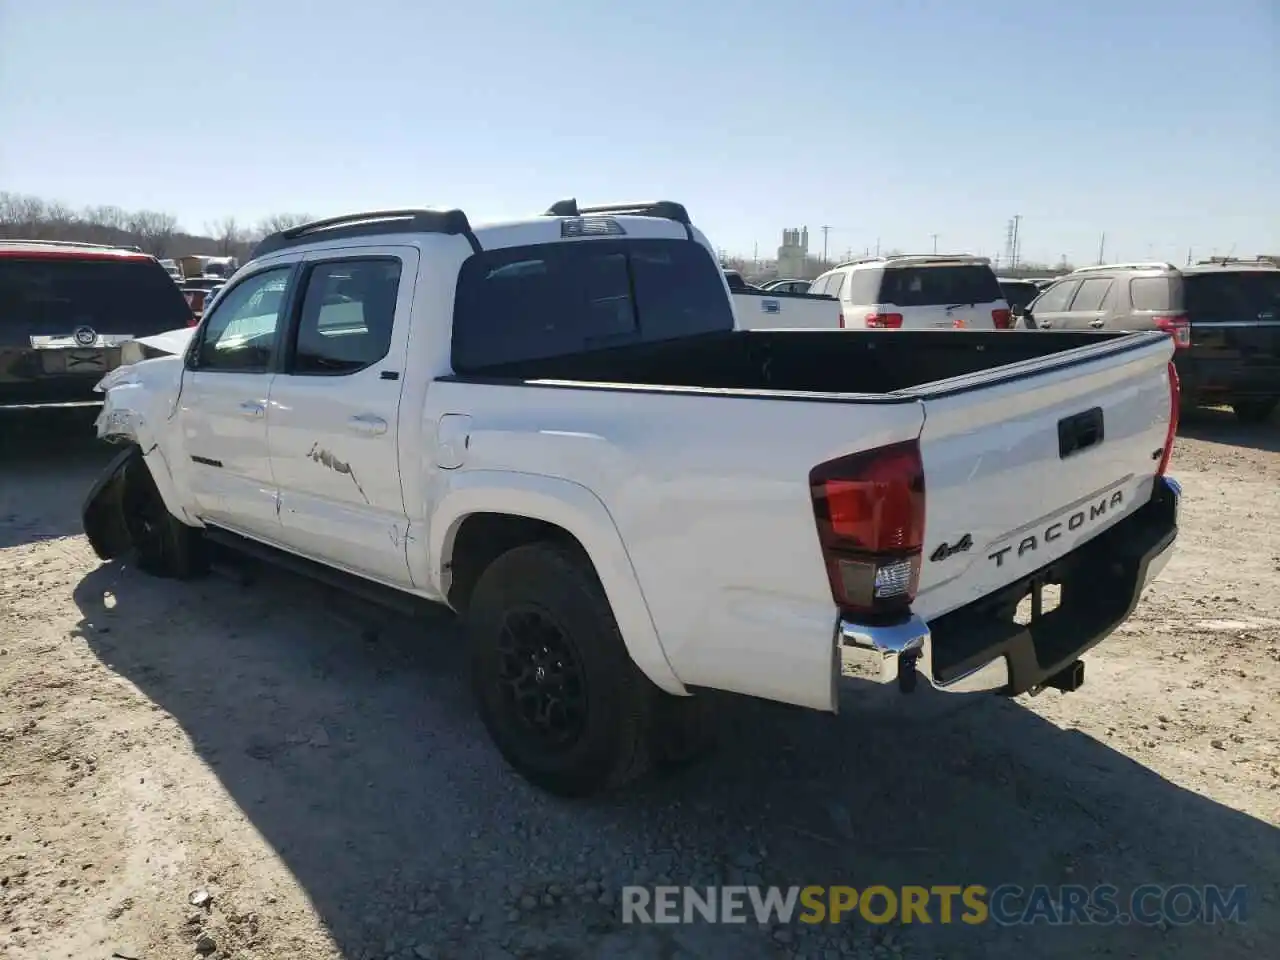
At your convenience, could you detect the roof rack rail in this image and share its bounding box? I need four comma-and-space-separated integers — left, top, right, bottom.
1195, 255, 1278, 267
1071, 261, 1176, 273
544, 198, 692, 229
0, 238, 143, 253
250, 208, 479, 260
832, 253, 989, 269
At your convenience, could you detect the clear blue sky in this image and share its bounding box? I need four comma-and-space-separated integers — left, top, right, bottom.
1, 0, 1276, 266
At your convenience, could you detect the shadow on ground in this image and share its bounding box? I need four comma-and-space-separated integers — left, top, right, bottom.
1180, 405, 1280, 454
0, 411, 112, 548
72, 559, 1280, 960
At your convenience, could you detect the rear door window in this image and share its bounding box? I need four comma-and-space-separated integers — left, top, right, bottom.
825, 272, 846, 299
877, 265, 1002, 307
1031, 279, 1080, 313
452, 239, 734, 371
1068, 277, 1113, 312
0, 255, 193, 341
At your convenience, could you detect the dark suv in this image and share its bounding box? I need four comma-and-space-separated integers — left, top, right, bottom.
1, 241, 194, 410
1025, 259, 1280, 423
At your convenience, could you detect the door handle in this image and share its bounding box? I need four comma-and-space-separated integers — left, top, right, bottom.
347, 414, 388, 436
1089, 319, 1105, 328
239, 401, 265, 419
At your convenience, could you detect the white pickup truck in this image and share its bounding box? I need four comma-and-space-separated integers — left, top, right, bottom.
724, 271, 842, 329
83, 200, 1182, 797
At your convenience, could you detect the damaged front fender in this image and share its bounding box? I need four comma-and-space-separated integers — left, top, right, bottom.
82, 445, 144, 561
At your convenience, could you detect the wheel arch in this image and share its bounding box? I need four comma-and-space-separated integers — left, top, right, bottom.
430, 471, 687, 696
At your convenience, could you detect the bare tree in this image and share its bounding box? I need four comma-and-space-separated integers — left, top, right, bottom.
0, 192, 48, 238
254, 212, 312, 238
207, 216, 245, 255
129, 210, 179, 257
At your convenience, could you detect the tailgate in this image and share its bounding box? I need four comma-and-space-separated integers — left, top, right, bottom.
910, 332, 1176, 620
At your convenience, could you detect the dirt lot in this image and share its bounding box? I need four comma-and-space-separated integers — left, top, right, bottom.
1, 409, 1278, 960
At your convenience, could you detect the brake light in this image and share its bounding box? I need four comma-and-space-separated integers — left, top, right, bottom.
809, 440, 925, 617
992, 308, 1012, 329
1157, 362, 1179, 477
866, 313, 903, 329
1153, 314, 1190, 349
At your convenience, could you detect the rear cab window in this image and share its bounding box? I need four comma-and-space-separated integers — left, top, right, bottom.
0, 253, 193, 341
451, 239, 734, 372
877, 264, 1002, 307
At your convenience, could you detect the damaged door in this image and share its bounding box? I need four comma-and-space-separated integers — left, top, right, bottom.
266, 249, 416, 587
179, 265, 295, 539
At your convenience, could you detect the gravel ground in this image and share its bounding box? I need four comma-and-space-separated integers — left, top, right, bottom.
1, 407, 1278, 960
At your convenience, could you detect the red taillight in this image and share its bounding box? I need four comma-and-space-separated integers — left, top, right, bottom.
1153, 314, 1191, 349
810, 440, 925, 617
992, 308, 1012, 329
866, 312, 904, 329
838, 312, 845, 328
1157, 362, 1179, 477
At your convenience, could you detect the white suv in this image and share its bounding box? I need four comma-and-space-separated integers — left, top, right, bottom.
809, 254, 1012, 331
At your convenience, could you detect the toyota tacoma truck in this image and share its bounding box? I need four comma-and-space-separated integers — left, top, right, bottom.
82, 200, 1182, 797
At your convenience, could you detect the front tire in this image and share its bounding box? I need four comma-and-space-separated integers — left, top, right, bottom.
1232, 398, 1277, 425
466, 542, 653, 797
121, 456, 206, 579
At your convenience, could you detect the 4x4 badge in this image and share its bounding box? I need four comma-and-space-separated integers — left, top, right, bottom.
930, 533, 973, 563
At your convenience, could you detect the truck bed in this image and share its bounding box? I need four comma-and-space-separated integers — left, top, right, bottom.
449, 328, 1138, 396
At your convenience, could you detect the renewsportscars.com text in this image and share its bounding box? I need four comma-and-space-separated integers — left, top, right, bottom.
621, 884, 1249, 927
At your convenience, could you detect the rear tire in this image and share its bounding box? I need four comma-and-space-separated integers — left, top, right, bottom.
466, 542, 653, 797
1232, 398, 1277, 425
121, 456, 206, 579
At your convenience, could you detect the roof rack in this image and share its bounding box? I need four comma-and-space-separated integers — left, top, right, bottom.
1194, 256, 1278, 267
543, 199, 692, 235
250, 208, 479, 260
0, 238, 144, 253
833, 253, 990, 269
1071, 261, 1176, 274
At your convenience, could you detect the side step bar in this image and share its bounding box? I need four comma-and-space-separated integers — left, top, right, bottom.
201, 526, 452, 622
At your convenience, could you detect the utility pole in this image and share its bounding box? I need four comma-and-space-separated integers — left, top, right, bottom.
929, 233, 938, 254
1097, 232, 1106, 265
821, 225, 831, 263
874, 237, 881, 257
1010, 215, 1022, 269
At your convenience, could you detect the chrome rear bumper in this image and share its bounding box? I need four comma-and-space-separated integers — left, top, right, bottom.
839, 475, 1180, 697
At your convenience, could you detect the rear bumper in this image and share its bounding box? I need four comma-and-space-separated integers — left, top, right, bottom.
1, 346, 125, 409
1176, 355, 1280, 401
839, 475, 1180, 697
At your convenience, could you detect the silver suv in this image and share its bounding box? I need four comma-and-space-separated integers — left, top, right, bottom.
1025, 259, 1280, 423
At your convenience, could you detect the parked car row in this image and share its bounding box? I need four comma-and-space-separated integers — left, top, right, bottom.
1019, 258, 1280, 423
